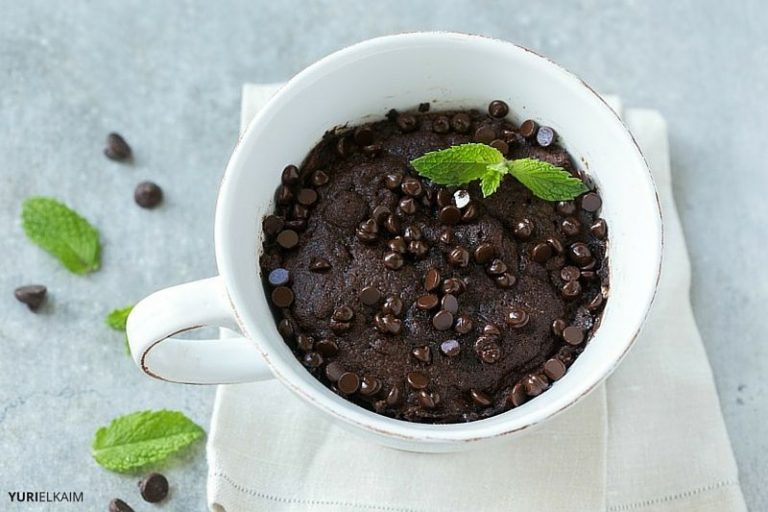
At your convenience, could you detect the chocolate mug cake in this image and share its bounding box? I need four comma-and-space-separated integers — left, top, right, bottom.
259, 100, 608, 423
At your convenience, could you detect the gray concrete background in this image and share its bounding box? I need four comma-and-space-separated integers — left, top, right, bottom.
0, 1, 765, 510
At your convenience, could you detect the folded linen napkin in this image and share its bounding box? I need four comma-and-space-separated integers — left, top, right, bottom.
206, 84, 746, 512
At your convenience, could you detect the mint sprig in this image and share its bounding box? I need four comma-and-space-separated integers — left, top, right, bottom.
410, 143, 588, 200
21, 197, 101, 274
106, 305, 134, 354
92, 410, 205, 473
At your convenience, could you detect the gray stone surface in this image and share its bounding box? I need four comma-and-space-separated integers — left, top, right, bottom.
0, 1, 765, 510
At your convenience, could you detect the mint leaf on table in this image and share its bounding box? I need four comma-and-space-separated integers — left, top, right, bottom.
409, 143, 588, 200
106, 305, 134, 354
92, 410, 205, 473
21, 197, 101, 274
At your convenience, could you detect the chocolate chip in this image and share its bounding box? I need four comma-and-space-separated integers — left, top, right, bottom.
473, 243, 495, 264
403, 224, 422, 241
451, 113, 472, 133
531, 242, 553, 263
524, 373, 549, 396
309, 256, 331, 272
335, 136, 354, 158
332, 305, 354, 322
560, 217, 581, 237
473, 126, 496, 144
432, 115, 450, 133
356, 219, 379, 243
436, 189, 453, 208
587, 292, 604, 311
267, 268, 290, 286
513, 218, 534, 240
382, 295, 403, 316
353, 126, 374, 146
590, 218, 608, 239
386, 384, 403, 405
432, 310, 454, 331
297, 334, 314, 352
401, 177, 423, 197
418, 102, 431, 113
276, 185, 293, 205
475, 337, 501, 364
281, 164, 300, 185
271, 286, 294, 308
376, 313, 402, 335
416, 294, 440, 311
303, 351, 324, 368
14, 285, 46, 311
263, 215, 285, 236
387, 236, 407, 253
581, 192, 602, 212
284, 219, 306, 231
448, 246, 470, 267
330, 319, 351, 333
278, 318, 295, 338
441, 294, 458, 314
407, 371, 429, 390
440, 339, 461, 357
337, 372, 360, 394
399, 197, 417, 214
315, 339, 339, 357
546, 237, 564, 255
439, 227, 454, 244
581, 270, 596, 280
416, 390, 437, 409
461, 202, 479, 222
104, 133, 132, 160
454, 314, 473, 334
489, 139, 509, 156
509, 382, 528, 407
411, 346, 432, 364
276, 230, 299, 250
560, 266, 580, 282
438, 205, 461, 225
109, 499, 135, 512
396, 113, 418, 133
486, 259, 507, 276
544, 358, 567, 380
495, 272, 516, 288
519, 119, 538, 138
311, 170, 330, 187
134, 181, 163, 208
568, 242, 593, 266
383, 251, 404, 270
424, 268, 441, 291
360, 286, 381, 306
483, 323, 501, 337
292, 203, 310, 219
385, 172, 403, 190
138, 473, 169, 503
488, 100, 509, 118
556, 201, 576, 216
580, 258, 597, 271
562, 280, 582, 299
470, 388, 492, 406
372, 205, 391, 225
563, 325, 585, 345
325, 361, 345, 382
296, 188, 318, 206
506, 307, 529, 328
551, 318, 566, 337
442, 277, 465, 295
536, 126, 556, 147
360, 376, 383, 396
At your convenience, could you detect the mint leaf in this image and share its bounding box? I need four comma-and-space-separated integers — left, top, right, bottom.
21, 197, 101, 274
480, 165, 505, 197
106, 306, 134, 331
506, 159, 588, 201
410, 143, 504, 185
92, 410, 205, 473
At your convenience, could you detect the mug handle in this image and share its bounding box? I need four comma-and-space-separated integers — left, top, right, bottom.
126, 276, 273, 384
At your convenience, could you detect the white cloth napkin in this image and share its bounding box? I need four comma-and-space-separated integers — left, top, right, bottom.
206, 84, 746, 512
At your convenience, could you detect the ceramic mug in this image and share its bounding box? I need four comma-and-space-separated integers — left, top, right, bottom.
127, 32, 662, 452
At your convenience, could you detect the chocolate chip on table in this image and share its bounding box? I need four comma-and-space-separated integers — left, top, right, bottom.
562, 325, 585, 345
104, 132, 132, 161
267, 268, 290, 286
276, 229, 299, 249
450, 112, 472, 133
311, 170, 330, 187
448, 246, 470, 267
360, 376, 383, 396
475, 337, 501, 364
506, 307, 530, 328
384, 172, 403, 190
407, 371, 430, 390
353, 126, 375, 146
411, 346, 432, 364
581, 192, 602, 212
138, 472, 169, 503
524, 373, 549, 396
470, 388, 492, 407
513, 218, 534, 240
531, 242, 553, 263
296, 334, 314, 352
442, 277, 465, 295
263, 215, 284, 237
325, 361, 345, 382
489, 139, 509, 155
401, 177, 423, 197
424, 268, 441, 291
535, 126, 556, 147
438, 205, 461, 225
296, 188, 318, 206
14, 285, 47, 311
488, 100, 509, 118
551, 318, 567, 338
590, 218, 608, 239
315, 339, 339, 357
134, 181, 163, 208
473, 126, 496, 144
309, 256, 331, 272
281, 164, 300, 185
454, 314, 473, 334
441, 294, 459, 314
519, 119, 538, 138
473, 243, 495, 264
399, 197, 417, 214
544, 358, 567, 380
432, 310, 454, 331
382, 295, 403, 316
432, 115, 450, 133
416, 294, 440, 311
561, 280, 582, 299
271, 286, 294, 308
440, 339, 461, 357
337, 372, 361, 394
360, 286, 381, 306
509, 382, 528, 407
109, 498, 135, 512
396, 113, 418, 133
556, 201, 576, 216
383, 251, 404, 270
568, 242, 593, 266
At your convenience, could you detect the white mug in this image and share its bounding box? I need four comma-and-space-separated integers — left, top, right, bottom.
127, 32, 662, 452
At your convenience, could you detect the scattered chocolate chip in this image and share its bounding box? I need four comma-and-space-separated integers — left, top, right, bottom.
356, 219, 379, 243
590, 218, 608, 239
486, 258, 507, 276
560, 266, 581, 282
138, 473, 169, 503
424, 268, 441, 291
488, 100, 509, 118
309, 256, 331, 272
441, 294, 459, 314
581, 270, 596, 280
536, 126, 556, 147
134, 181, 163, 208
325, 361, 345, 382
296, 334, 314, 352
403, 224, 422, 241
524, 373, 549, 396
104, 133, 132, 161
546, 237, 564, 255
407, 371, 429, 390
562, 325, 585, 345
353, 126, 375, 146
267, 268, 290, 286
276, 229, 300, 250
568, 242, 593, 266
509, 382, 528, 407
383, 251, 405, 270
271, 287, 294, 308
311, 170, 330, 187
281, 164, 300, 185
332, 305, 354, 322
296, 188, 318, 206
560, 217, 581, 237
376, 313, 402, 335
399, 197, 417, 214
337, 372, 360, 394
436, 189, 453, 208
284, 219, 306, 231
109, 498, 135, 512
448, 246, 470, 267
411, 346, 432, 364
562, 280, 582, 299
360, 286, 381, 306
382, 295, 403, 316
519, 119, 538, 138
396, 113, 418, 132
416, 390, 437, 409
416, 294, 440, 311
14, 285, 46, 311
335, 136, 354, 158
581, 192, 602, 212
495, 272, 516, 288
372, 205, 391, 225
531, 242, 553, 263
292, 203, 310, 219
401, 177, 423, 197
276, 185, 293, 205
483, 324, 501, 337
387, 236, 407, 253
303, 351, 324, 368
506, 307, 529, 328
513, 218, 534, 240
442, 277, 465, 295
360, 375, 383, 396
432, 115, 450, 133
438, 205, 461, 225
385, 172, 403, 190
439, 227, 454, 244
461, 202, 479, 222
440, 339, 461, 357
473, 126, 496, 144
470, 388, 492, 406
489, 139, 509, 155
454, 314, 473, 334
263, 215, 285, 236
386, 384, 403, 406
551, 318, 567, 337
315, 339, 339, 357
278, 318, 295, 338
544, 358, 567, 380
556, 201, 576, 216
580, 258, 597, 270
451, 112, 472, 133
587, 292, 604, 310
473, 243, 495, 264
432, 310, 454, 331
475, 337, 501, 364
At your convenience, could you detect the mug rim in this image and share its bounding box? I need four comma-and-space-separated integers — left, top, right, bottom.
214, 31, 663, 445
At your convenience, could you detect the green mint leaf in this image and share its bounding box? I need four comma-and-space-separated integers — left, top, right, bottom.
410, 143, 504, 185
480, 165, 505, 197
506, 158, 588, 201
21, 197, 101, 274
106, 306, 134, 331
92, 410, 205, 473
